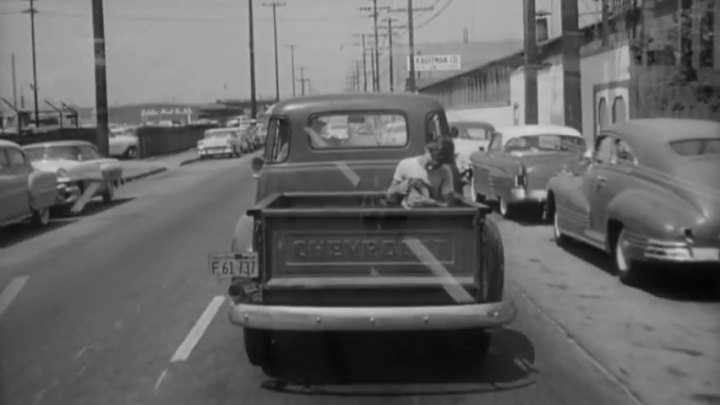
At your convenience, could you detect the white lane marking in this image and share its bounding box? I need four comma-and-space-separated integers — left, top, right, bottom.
71, 181, 102, 214
403, 238, 475, 304
154, 368, 169, 392
0, 276, 29, 317
170, 295, 225, 363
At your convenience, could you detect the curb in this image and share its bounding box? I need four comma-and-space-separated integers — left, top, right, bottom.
178, 157, 201, 167
120, 167, 169, 185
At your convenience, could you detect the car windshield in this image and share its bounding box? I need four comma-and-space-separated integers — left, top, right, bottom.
505, 134, 586, 152
456, 126, 492, 140
306, 112, 408, 148
669, 138, 720, 156
23, 145, 78, 161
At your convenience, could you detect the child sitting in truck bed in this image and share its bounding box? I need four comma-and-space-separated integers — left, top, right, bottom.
386, 140, 455, 207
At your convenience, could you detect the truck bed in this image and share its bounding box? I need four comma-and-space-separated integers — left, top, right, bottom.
246, 192, 495, 307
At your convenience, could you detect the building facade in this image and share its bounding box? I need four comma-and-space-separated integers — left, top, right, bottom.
419, 0, 720, 144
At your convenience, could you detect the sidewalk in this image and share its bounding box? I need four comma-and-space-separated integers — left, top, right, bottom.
119, 149, 199, 184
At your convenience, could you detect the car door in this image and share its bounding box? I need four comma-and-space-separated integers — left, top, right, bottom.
583, 134, 618, 240
6, 148, 32, 219
473, 132, 501, 197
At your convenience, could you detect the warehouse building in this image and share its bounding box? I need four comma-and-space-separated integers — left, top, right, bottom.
418, 0, 720, 142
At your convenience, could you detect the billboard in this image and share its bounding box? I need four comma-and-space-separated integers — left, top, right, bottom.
407, 54, 462, 72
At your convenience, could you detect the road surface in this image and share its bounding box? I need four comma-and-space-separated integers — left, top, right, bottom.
0, 156, 717, 405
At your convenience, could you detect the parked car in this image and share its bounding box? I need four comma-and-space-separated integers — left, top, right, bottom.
22, 141, 123, 215
468, 124, 586, 218
548, 118, 720, 284
449, 120, 495, 186
209, 93, 516, 377
109, 126, 139, 159
0, 140, 58, 227
197, 128, 243, 159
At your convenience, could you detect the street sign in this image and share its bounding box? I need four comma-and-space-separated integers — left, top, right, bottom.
407, 54, 461, 72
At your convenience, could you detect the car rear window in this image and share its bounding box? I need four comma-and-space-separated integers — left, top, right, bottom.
306, 112, 408, 149
669, 138, 720, 156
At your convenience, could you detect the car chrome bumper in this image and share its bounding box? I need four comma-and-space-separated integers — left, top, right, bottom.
198, 147, 233, 156
507, 188, 547, 204
229, 300, 517, 331
640, 240, 720, 263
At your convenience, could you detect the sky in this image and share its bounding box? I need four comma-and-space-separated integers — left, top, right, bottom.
0, 0, 601, 108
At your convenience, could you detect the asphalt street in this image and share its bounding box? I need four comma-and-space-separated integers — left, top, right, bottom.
0, 155, 717, 405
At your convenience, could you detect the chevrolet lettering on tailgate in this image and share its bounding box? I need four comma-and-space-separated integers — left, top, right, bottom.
288, 236, 453, 263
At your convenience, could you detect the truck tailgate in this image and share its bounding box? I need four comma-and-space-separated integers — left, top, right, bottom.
250, 193, 490, 307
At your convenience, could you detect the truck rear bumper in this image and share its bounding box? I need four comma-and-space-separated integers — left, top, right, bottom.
229, 300, 517, 331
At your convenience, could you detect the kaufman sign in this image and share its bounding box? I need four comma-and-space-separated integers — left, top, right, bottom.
407, 54, 462, 72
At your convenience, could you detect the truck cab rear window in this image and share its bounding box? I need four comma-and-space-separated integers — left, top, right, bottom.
306, 113, 408, 149
669, 139, 720, 156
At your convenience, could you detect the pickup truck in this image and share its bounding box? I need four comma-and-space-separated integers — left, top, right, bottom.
209, 93, 517, 377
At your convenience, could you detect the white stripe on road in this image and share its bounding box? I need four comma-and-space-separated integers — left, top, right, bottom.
0, 276, 29, 317
71, 181, 102, 214
153, 368, 169, 392
403, 238, 475, 304
170, 295, 225, 363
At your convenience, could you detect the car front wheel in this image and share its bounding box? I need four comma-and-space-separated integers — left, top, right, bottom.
102, 182, 115, 203
32, 207, 50, 226
613, 229, 641, 285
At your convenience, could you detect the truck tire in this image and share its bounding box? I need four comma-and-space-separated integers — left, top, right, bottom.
244, 328, 277, 375
481, 216, 505, 302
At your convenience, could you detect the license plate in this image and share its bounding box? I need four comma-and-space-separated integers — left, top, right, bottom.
208, 252, 259, 279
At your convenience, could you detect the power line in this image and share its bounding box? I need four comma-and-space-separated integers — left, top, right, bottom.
6, 9, 367, 24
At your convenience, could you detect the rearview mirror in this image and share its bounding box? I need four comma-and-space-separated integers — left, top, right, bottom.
251, 156, 264, 173
450, 126, 459, 138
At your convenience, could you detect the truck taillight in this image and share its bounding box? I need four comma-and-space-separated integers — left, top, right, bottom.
514, 166, 527, 188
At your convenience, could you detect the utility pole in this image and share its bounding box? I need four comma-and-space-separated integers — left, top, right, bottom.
263, 2, 285, 103
600, 0, 610, 46
248, 0, 257, 119
561, 0, 582, 131
362, 34, 368, 92
372, 0, 380, 92
285, 44, 297, 96
382, 18, 406, 93
370, 50, 376, 92
298, 67, 308, 96
523, 0, 538, 124
355, 60, 361, 92
359, 1, 390, 92
407, 0, 416, 93
11, 53, 18, 109
389, 2, 433, 93
22, 0, 40, 127
91, 0, 110, 155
